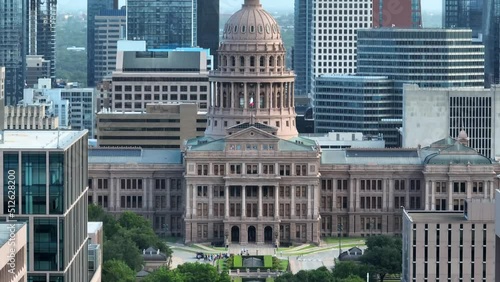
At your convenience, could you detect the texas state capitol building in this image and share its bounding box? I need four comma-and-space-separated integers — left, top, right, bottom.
87, 0, 499, 246
184, 0, 322, 245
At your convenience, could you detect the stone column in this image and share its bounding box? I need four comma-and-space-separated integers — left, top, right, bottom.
431, 181, 436, 211
242, 186, 246, 218
244, 83, 248, 109
256, 83, 261, 109
489, 180, 494, 199
115, 178, 120, 210
307, 184, 312, 217
355, 179, 360, 211
425, 180, 430, 210
291, 185, 296, 217
209, 185, 213, 216
231, 83, 235, 109
225, 185, 230, 218
484, 181, 488, 199
448, 181, 453, 210
273, 83, 277, 108
332, 180, 337, 211
192, 185, 197, 216
143, 177, 148, 210
382, 178, 387, 212
109, 177, 115, 209
186, 184, 191, 217
349, 179, 355, 211
166, 178, 171, 209
280, 82, 284, 109
314, 184, 320, 217
274, 186, 279, 219
405, 180, 410, 208
388, 179, 394, 210
258, 185, 263, 218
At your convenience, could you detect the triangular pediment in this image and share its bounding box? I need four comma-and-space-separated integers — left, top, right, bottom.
225, 126, 279, 141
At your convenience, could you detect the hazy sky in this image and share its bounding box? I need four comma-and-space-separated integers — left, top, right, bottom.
58, 0, 443, 13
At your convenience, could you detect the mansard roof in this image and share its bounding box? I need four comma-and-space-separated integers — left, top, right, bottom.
321, 137, 494, 166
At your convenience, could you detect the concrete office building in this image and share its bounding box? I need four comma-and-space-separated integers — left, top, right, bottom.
0, 222, 27, 282
96, 103, 206, 148
88, 222, 103, 282
92, 9, 126, 87
87, 0, 118, 87
5, 105, 59, 130
311, 0, 372, 76
0, 130, 89, 282
23, 79, 95, 137
28, 0, 57, 80
313, 75, 398, 145
403, 199, 496, 282
88, 148, 185, 236
302, 132, 385, 149
25, 55, 50, 88
0, 0, 27, 104
111, 48, 211, 112
402, 84, 500, 159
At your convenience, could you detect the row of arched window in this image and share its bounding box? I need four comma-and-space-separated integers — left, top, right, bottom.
219, 55, 285, 68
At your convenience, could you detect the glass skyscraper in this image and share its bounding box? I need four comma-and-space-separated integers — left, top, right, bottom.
443, 0, 500, 86
87, 0, 117, 87
1, 130, 89, 281
127, 0, 197, 49
197, 0, 219, 68
0, 0, 27, 105
28, 0, 57, 81
293, 0, 313, 96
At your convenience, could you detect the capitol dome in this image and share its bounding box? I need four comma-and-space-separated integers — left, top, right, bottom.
222, 0, 282, 43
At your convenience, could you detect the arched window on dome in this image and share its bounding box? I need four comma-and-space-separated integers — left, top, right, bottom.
250, 26, 255, 33
240, 56, 245, 67
250, 56, 255, 67
277, 56, 282, 67
223, 56, 228, 67
241, 26, 246, 33
260, 56, 265, 67
269, 56, 275, 67
231, 56, 236, 67
258, 25, 263, 34
234, 25, 238, 33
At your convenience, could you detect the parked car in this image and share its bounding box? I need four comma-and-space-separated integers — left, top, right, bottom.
196, 252, 204, 259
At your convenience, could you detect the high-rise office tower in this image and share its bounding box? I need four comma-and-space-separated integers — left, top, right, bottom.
293, 0, 423, 96
1, 130, 89, 281
443, 0, 500, 86
91, 9, 126, 86
373, 0, 422, 28
197, 0, 220, 68
0, 0, 27, 105
28, 0, 57, 80
293, 0, 313, 96
127, 0, 197, 49
87, 0, 118, 87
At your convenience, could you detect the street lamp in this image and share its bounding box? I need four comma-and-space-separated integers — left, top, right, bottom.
337, 223, 343, 257
225, 230, 229, 249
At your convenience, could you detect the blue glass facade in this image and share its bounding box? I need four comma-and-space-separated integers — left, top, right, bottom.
0, 0, 27, 105
314, 76, 399, 145
293, 0, 313, 96
127, 0, 197, 49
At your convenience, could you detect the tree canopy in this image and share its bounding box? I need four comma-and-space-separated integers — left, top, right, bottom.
142, 263, 230, 282
361, 235, 402, 282
102, 259, 136, 282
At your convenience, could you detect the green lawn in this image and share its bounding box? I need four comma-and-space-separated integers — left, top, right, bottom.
322, 237, 365, 245
264, 256, 273, 268
234, 255, 243, 267
279, 259, 289, 271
